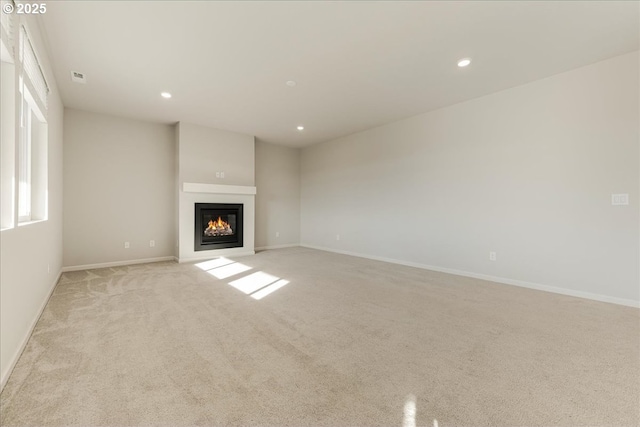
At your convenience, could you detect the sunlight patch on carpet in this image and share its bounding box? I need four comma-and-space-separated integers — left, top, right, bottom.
194, 257, 235, 271
195, 257, 291, 299
403, 394, 416, 427
250, 279, 290, 300
229, 271, 279, 294
206, 262, 252, 279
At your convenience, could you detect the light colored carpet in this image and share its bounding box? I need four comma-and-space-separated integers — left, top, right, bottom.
1, 247, 638, 426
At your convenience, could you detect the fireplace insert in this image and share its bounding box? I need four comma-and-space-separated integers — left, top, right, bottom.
194, 203, 243, 251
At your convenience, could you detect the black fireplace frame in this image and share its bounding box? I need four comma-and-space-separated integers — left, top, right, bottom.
194, 203, 244, 251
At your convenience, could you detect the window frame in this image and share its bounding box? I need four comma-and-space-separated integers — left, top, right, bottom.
17, 93, 32, 222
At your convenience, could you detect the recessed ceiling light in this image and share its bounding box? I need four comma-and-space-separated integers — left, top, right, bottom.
297, 126, 304, 131
457, 58, 472, 68
161, 92, 172, 99
286, 80, 297, 87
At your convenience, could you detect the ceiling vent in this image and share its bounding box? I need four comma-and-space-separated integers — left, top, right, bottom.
70, 71, 86, 84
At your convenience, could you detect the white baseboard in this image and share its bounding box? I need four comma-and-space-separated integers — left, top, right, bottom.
61, 256, 177, 272
1, 270, 62, 392
300, 244, 640, 308
255, 244, 299, 251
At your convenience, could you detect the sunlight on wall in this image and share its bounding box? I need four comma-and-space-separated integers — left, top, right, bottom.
250, 279, 290, 300
403, 394, 416, 427
229, 271, 279, 294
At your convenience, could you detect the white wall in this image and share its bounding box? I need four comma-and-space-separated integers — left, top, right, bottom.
301, 52, 639, 306
255, 139, 300, 249
177, 122, 255, 186
1, 16, 64, 388
63, 109, 175, 267
176, 122, 256, 261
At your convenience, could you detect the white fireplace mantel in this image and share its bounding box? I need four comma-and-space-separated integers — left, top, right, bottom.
182, 182, 257, 195
178, 182, 256, 262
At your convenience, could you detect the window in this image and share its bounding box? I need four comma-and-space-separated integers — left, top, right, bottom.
0, 21, 49, 228
18, 94, 31, 221
18, 83, 47, 223
17, 26, 48, 224
0, 5, 16, 229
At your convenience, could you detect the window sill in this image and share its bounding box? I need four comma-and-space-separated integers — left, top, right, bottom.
18, 218, 47, 227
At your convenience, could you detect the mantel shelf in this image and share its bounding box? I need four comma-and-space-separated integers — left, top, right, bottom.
182, 183, 257, 195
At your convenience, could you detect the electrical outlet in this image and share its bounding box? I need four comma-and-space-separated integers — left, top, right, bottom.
150, 240, 155, 247
489, 251, 496, 261
336, 234, 340, 241
216, 172, 220, 178
611, 194, 629, 206
221, 171, 225, 178
276, 231, 280, 238
124, 242, 130, 249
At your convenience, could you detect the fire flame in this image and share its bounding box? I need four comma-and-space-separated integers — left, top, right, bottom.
205, 216, 233, 236
208, 217, 228, 230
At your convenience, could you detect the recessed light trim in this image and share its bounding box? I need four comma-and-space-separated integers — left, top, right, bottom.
457, 58, 472, 68
286, 80, 297, 87
161, 92, 172, 99
297, 126, 304, 131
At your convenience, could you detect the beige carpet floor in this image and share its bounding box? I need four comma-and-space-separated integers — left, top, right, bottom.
1, 247, 638, 426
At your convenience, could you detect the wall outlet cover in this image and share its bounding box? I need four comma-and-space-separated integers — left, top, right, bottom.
611, 194, 630, 206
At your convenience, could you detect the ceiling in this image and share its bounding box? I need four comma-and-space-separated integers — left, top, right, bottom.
39, 1, 639, 147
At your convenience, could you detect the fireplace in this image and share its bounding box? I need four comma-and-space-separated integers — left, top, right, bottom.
194, 203, 243, 251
